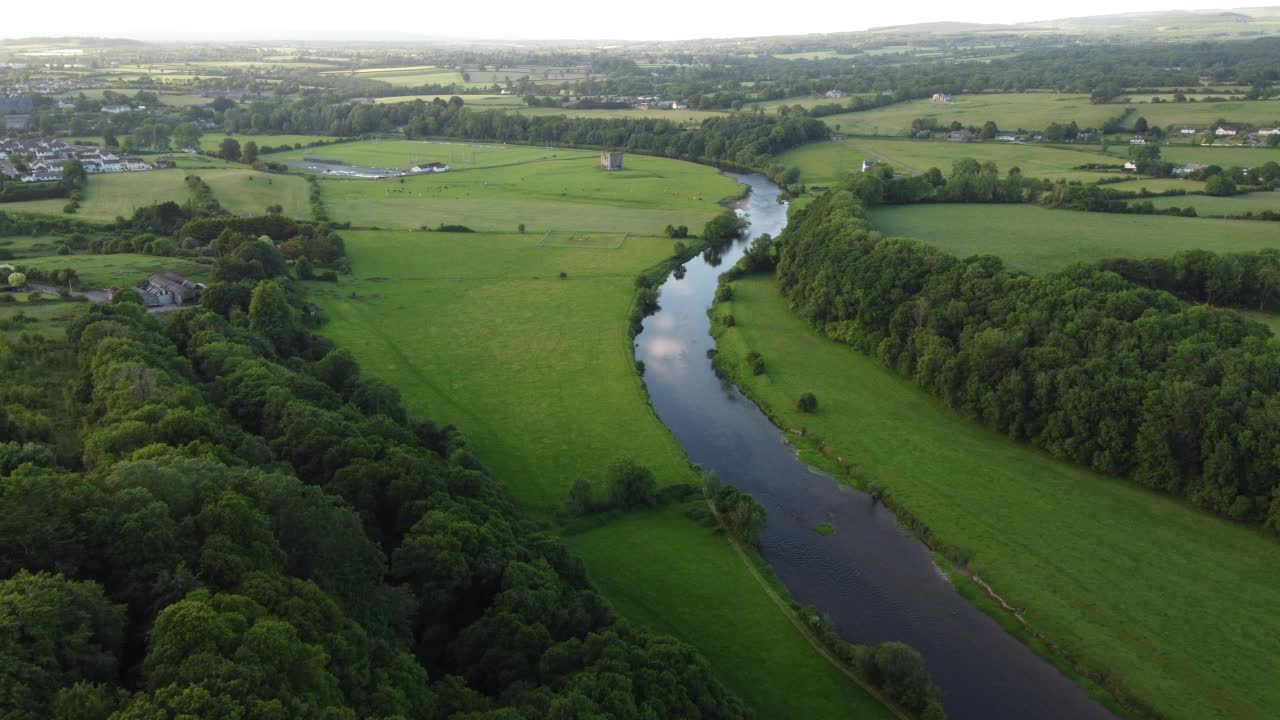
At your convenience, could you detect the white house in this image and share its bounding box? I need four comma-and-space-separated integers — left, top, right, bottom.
931, 93, 954, 103
101, 105, 131, 114
995, 134, 1018, 142
1129, 136, 1147, 145
861, 159, 878, 172
824, 89, 848, 99
1215, 127, 1238, 137
1123, 161, 1138, 171
1179, 127, 1198, 135
1256, 128, 1280, 136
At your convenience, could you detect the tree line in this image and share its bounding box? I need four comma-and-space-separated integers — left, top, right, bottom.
0, 280, 755, 719
768, 184, 1280, 527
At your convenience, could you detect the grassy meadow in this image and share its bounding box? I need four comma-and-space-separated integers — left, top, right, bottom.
200, 170, 311, 217
821, 94, 1115, 136
15, 252, 209, 289
197, 133, 337, 154
869, 204, 1280, 274
778, 138, 1112, 184
1149, 190, 1280, 215
307, 225, 893, 718
711, 274, 1280, 720
273, 139, 591, 170
1, 170, 190, 221
311, 149, 742, 233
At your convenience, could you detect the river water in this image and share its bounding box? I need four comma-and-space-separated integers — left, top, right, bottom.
635, 173, 1114, 720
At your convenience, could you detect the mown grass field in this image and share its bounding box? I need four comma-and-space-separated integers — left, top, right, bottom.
778, 138, 1112, 185
1113, 145, 1280, 169
313, 151, 742, 233
1101, 177, 1207, 193
821, 94, 1115, 136
712, 274, 1280, 720
15, 252, 209, 289
307, 227, 893, 718
1129, 99, 1280, 129
1150, 190, 1280, 215
1, 170, 190, 221
201, 170, 311, 217
869, 204, 1280, 274
273, 139, 591, 170
512, 106, 728, 124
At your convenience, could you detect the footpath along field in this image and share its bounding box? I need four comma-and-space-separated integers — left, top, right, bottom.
302, 156, 895, 717
869, 204, 1280, 274
712, 274, 1280, 720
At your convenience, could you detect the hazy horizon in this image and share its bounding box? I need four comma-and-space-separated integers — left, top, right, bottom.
0, 1, 1268, 43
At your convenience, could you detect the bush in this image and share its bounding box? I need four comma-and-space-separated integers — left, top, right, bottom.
797, 392, 818, 413
715, 284, 734, 302
745, 351, 765, 375
564, 478, 596, 516
722, 314, 736, 327
605, 457, 657, 510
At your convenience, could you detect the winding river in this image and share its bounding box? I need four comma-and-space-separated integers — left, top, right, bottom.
635, 173, 1115, 720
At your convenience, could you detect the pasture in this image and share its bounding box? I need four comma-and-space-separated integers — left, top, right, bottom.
307, 225, 890, 718
200, 170, 311, 217
869, 204, 1280, 274
820, 94, 1115, 136
197, 133, 337, 154
1128, 99, 1280, 129
272, 139, 590, 171
1119, 145, 1280, 169
372, 94, 525, 106
1150, 190, 1280, 216
1100, 177, 1206, 193
312, 151, 742, 233
513, 106, 728, 124
14, 252, 209, 289
778, 138, 1112, 185
711, 274, 1280, 720
1, 170, 190, 222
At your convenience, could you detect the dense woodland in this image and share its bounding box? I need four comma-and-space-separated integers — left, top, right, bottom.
767, 183, 1280, 526
0, 285, 756, 719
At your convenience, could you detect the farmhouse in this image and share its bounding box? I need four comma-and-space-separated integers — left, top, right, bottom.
948, 129, 973, 142
133, 272, 203, 307
411, 162, 449, 173
1179, 127, 1199, 135
861, 159, 878, 172
1123, 161, 1138, 171
931, 93, 954, 103
1215, 127, 1238, 137
1255, 128, 1280, 136
995, 134, 1018, 142
600, 150, 624, 171
825, 89, 848, 99
1129, 136, 1147, 145
1172, 162, 1208, 176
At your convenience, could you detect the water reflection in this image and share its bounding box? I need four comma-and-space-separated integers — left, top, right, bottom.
635, 173, 1115, 720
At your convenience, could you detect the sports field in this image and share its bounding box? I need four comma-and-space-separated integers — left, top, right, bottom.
711, 274, 1280, 720
307, 227, 893, 718
778, 138, 1113, 184
312, 150, 741, 233
869, 204, 1280, 274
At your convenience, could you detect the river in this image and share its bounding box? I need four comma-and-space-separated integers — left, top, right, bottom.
634, 173, 1115, 720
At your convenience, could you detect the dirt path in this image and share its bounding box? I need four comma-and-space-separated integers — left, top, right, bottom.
705, 499, 914, 720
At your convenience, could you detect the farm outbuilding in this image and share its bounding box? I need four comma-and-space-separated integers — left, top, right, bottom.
600, 151, 624, 171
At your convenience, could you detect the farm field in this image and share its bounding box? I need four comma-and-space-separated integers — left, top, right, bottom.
0, 170, 190, 221
372, 94, 524, 106
1127, 99, 1280, 129
869, 204, 1280, 274
566, 504, 893, 720
272, 139, 590, 170
1149, 190, 1280, 215
15, 251, 209, 289
1101, 177, 1206, 193
1111, 145, 1280, 169
0, 298, 84, 339
711, 274, 1280, 720
0, 235, 69, 258
307, 227, 892, 718
513, 106, 728, 124
820, 94, 1115, 136
748, 94, 878, 111
313, 151, 741, 233
778, 138, 1112, 185
201, 169, 311, 217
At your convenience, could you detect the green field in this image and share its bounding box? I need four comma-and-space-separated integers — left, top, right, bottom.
15, 252, 209, 289
1150, 190, 1280, 215
200, 169, 311, 217
313, 151, 741, 233
307, 227, 892, 718
0, 236, 68, 258
1101, 177, 1207, 193
818, 93, 1280, 136
373, 94, 526, 106
273, 139, 590, 170
712, 274, 1280, 720
513, 106, 728, 124
869, 204, 1280, 274
0, 297, 85, 339
778, 138, 1113, 185
821, 94, 1115, 136
1117, 145, 1280, 169
1, 171, 190, 221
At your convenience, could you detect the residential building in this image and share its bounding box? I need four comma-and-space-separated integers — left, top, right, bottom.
931, 93, 954, 103
134, 272, 203, 307
824, 89, 848, 99
861, 159, 878, 172
1215, 127, 1238, 137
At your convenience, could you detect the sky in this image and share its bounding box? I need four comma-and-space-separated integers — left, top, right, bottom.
0, 1, 1253, 41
